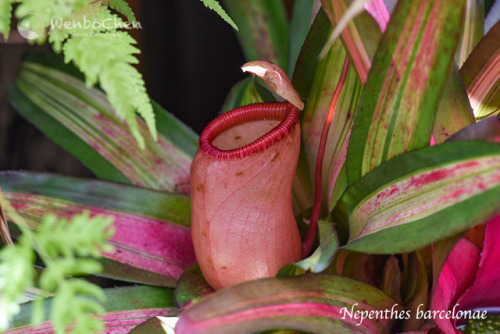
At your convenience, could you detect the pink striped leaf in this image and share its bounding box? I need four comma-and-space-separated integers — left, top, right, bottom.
293, 9, 362, 211
334, 141, 500, 253
320, 0, 381, 82
176, 274, 401, 334
322, 0, 474, 145
461, 21, 500, 120
7, 286, 176, 334
0, 171, 196, 286
346, 0, 466, 184
9, 56, 196, 194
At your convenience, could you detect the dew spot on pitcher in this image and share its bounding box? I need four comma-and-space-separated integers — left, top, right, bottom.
196, 184, 204, 193
235, 171, 244, 177
221, 266, 228, 270
201, 231, 207, 237
234, 135, 242, 140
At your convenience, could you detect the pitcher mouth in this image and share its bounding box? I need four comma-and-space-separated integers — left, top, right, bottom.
199, 102, 300, 160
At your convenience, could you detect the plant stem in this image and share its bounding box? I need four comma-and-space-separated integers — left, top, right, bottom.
302, 56, 350, 257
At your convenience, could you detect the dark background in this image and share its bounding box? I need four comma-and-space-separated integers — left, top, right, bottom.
0, 0, 251, 177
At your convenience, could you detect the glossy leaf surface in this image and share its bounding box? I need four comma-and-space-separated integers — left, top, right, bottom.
9, 59, 196, 193
336, 141, 500, 253
461, 21, 500, 120
346, 0, 466, 184
1, 172, 196, 286
176, 274, 400, 333
320, 0, 381, 82
293, 9, 362, 211
7, 286, 176, 333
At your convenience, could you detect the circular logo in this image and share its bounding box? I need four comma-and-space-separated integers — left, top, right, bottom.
17, 13, 44, 40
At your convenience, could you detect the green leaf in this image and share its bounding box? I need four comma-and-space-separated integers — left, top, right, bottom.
432, 65, 476, 144
300, 37, 362, 211
320, 0, 382, 82
8, 58, 196, 193
288, 0, 315, 76
223, 0, 289, 70
292, 9, 362, 211
1, 171, 195, 286
401, 252, 428, 332
461, 21, 500, 120
335, 141, 500, 253
455, 0, 484, 67
8, 286, 176, 333
220, 77, 275, 113
174, 265, 213, 309
200, 0, 238, 31
381, 256, 402, 303
176, 274, 401, 333
278, 220, 339, 276
346, 0, 466, 184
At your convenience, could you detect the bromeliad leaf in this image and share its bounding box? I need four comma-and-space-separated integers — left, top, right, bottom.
320, 0, 381, 82
461, 21, 500, 120
1, 171, 196, 286
335, 141, 500, 254
455, 0, 484, 67
346, 0, 466, 184
9, 59, 196, 193
223, 0, 288, 70
176, 274, 401, 333
7, 285, 177, 333
220, 77, 275, 113
278, 220, 339, 276
298, 25, 362, 210
174, 265, 213, 309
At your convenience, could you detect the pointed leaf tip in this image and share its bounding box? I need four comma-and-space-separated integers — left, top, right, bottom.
241, 60, 304, 110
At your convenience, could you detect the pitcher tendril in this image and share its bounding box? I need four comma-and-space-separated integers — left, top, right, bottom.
302, 56, 350, 257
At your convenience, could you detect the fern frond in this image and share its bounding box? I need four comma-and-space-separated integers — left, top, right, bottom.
11, 0, 156, 147
0, 194, 115, 333
200, 0, 238, 31
108, 0, 136, 23
51, 279, 106, 334
63, 31, 157, 146
0, 237, 36, 329
0, 0, 16, 39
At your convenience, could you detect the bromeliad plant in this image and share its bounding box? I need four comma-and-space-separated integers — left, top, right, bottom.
1, 0, 500, 333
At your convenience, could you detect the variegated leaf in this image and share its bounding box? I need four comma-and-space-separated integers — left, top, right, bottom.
461, 21, 500, 120
9, 57, 197, 193
336, 141, 500, 253
1, 172, 196, 286
346, 0, 466, 184
176, 274, 400, 333
7, 286, 176, 333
